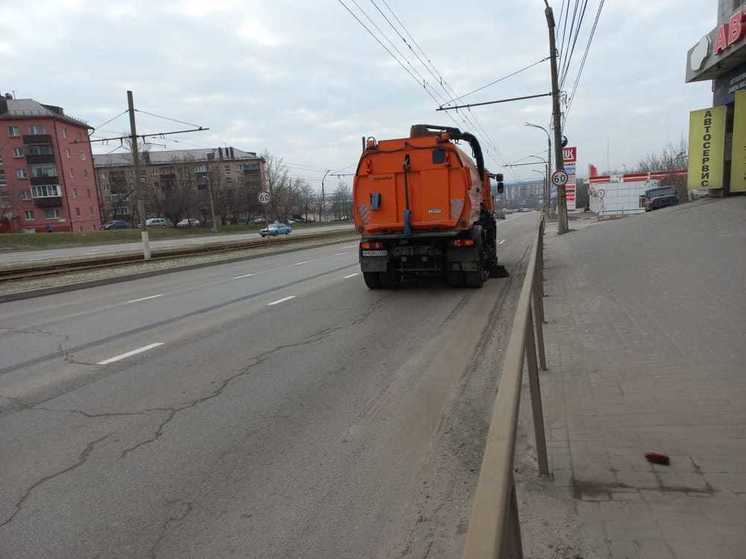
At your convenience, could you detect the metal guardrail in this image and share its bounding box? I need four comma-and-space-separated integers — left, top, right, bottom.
463, 215, 548, 559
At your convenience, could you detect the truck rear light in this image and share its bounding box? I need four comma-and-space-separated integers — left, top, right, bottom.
451, 239, 475, 247
361, 241, 384, 250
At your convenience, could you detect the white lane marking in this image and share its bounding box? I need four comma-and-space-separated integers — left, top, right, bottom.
293, 260, 310, 266
334, 252, 347, 256
344, 272, 360, 279
125, 294, 163, 304
498, 239, 506, 246
233, 273, 256, 279
97, 343, 164, 365
267, 295, 296, 306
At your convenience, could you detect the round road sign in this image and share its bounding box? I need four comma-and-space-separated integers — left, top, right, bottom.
551, 170, 568, 187
258, 191, 271, 205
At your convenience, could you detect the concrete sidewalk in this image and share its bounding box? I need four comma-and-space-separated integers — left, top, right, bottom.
518, 198, 746, 559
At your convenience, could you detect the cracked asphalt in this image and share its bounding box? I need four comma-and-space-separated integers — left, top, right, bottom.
0, 213, 538, 558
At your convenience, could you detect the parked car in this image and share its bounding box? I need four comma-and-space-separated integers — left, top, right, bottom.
260, 222, 292, 237
494, 208, 506, 220
102, 220, 130, 230
176, 218, 201, 228
640, 186, 679, 212
146, 217, 172, 227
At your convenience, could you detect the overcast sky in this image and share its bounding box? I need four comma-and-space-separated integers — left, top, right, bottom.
0, 0, 712, 188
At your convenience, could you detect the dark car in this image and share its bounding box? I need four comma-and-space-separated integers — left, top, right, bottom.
103, 220, 130, 230
640, 186, 679, 212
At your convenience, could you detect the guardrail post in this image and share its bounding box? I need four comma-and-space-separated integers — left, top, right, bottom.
526, 305, 550, 476
532, 286, 548, 371
501, 480, 524, 559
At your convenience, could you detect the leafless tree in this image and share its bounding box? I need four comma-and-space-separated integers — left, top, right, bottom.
638, 139, 688, 202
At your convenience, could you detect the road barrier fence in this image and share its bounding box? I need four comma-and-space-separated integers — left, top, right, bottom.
463, 215, 549, 559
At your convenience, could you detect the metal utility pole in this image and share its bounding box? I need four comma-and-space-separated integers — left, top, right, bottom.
320, 169, 330, 223
525, 123, 552, 216
127, 90, 151, 260
544, 1, 569, 233
205, 159, 219, 233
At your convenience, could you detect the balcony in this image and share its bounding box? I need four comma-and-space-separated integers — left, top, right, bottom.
31, 184, 62, 207
30, 175, 58, 186
26, 153, 55, 165
23, 134, 52, 145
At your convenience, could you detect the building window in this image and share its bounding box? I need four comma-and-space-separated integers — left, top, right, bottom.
65, 148, 71, 159
75, 207, 81, 216
45, 208, 60, 219
12, 147, 24, 158
30, 125, 47, 135
19, 190, 31, 200
89, 206, 93, 216
83, 169, 88, 177
62, 128, 67, 139
28, 145, 53, 156
31, 165, 56, 178
73, 188, 78, 198
87, 188, 91, 198
8, 126, 20, 137
32, 184, 61, 198
24, 210, 34, 220
16, 168, 28, 179
80, 153, 86, 160
70, 168, 75, 178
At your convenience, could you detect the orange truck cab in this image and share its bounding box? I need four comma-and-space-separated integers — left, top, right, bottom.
353, 124, 506, 289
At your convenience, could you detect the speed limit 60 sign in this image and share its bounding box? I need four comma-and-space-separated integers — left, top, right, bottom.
551, 170, 568, 186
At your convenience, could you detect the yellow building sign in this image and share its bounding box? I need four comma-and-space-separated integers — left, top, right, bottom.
688, 106, 726, 190
731, 91, 746, 193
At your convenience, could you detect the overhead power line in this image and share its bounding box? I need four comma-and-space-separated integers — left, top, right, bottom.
89, 110, 129, 136
564, 0, 606, 125
439, 57, 550, 107
560, 0, 589, 87
134, 109, 205, 129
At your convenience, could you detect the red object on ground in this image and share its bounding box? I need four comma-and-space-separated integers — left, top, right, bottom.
645, 452, 670, 466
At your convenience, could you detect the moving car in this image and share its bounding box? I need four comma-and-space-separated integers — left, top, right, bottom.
176, 218, 201, 228
145, 217, 172, 227
260, 222, 292, 237
640, 186, 679, 212
102, 220, 130, 230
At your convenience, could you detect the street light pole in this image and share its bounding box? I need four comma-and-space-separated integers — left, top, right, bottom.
543, 0, 569, 233
320, 169, 330, 223
525, 123, 552, 216
126, 90, 151, 260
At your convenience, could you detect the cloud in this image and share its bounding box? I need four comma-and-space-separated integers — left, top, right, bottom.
0, 0, 714, 185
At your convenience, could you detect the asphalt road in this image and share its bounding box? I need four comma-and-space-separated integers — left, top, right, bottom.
0, 224, 353, 267
0, 212, 538, 559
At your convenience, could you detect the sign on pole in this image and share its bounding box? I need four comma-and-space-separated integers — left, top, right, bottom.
563, 146, 577, 209
731, 91, 746, 193
551, 170, 568, 186
258, 191, 271, 205
688, 105, 726, 190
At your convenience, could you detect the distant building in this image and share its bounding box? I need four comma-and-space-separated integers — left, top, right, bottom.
502, 179, 544, 209
94, 147, 266, 225
0, 95, 101, 233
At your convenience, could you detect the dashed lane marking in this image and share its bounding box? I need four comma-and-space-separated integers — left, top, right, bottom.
267, 295, 296, 306
97, 343, 164, 365
344, 272, 360, 279
125, 294, 164, 304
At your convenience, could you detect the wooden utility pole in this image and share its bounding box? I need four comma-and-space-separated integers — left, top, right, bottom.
127, 90, 151, 259
544, 1, 569, 234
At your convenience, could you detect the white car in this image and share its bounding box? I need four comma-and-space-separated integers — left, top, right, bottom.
176, 218, 201, 228
146, 217, 172, 227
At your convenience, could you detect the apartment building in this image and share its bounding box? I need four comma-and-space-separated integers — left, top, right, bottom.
0, 95, 101, 233
94, 147, 266, 225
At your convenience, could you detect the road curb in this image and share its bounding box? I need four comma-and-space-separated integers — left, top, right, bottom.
0, 234, 358, 304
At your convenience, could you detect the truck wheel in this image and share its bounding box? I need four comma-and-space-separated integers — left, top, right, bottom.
378, 269, 400, 289
464, 271, 485, 288
363, 272, 381, 289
